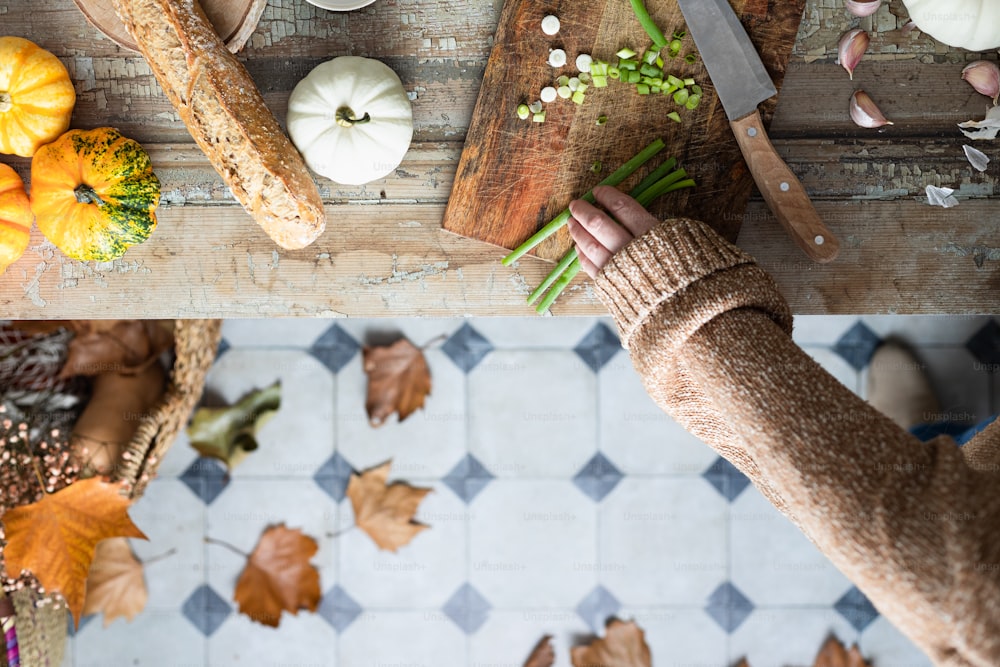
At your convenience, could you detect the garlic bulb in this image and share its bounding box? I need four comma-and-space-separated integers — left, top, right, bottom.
850, 90, 894, 128
962, 61, 1000, 106
838, 29, 870, 80
845, 0, 881, 17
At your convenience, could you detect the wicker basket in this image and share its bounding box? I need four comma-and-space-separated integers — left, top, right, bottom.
1, 318, 222, 667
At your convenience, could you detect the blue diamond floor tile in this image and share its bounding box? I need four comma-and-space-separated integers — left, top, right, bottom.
572, 452, 624, 502
309, 324, 361, 374
179, 457, 229, 505
576, 585, 621, 633
965, 319, 1000, 367
442, 583, 492, 634
442, 454, 495, 504
314, 452, 354, 503
834, 585, 880, 632
705, 582, 755, 633
441, 323, 494, 373
574, 323, 621, 373
182, 584, 232, 637
832, 321, 882, 371
318, 584, 363, 632
215, 337, 230, 359
67, 612, 96, 636
702, 456, 751, 502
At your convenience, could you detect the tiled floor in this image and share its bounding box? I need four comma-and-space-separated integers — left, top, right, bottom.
63, 315, 1000, 667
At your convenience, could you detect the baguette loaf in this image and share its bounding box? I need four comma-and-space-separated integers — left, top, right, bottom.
112, 0, 326, 250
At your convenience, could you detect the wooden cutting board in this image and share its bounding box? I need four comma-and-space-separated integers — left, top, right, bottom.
443, 0, 807, 261
71, 0, 267, 53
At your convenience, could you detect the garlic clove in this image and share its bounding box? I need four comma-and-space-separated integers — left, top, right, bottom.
850, 90, 894, 128
838, 29, 870, 80
962, 61, 1000, 106
845, 0, 881, 17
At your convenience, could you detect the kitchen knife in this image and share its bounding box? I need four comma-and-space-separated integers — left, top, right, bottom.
676, 0, 839, 263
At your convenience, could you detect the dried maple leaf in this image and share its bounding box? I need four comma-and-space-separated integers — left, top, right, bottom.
571, 619, 651, 667
524, 634, 555, 667
346, 460, 432, 551
363, 338, 432, 426
82, 537, 147, 626
813, 636, 872, 667
0, 477, 147, 625
233, 524, 321, 627
187, 382, 281, 469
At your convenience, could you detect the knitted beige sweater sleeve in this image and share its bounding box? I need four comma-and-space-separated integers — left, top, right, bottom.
593, 219, 1000, 667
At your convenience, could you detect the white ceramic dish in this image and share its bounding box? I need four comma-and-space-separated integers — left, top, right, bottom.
305, 0, 376, 10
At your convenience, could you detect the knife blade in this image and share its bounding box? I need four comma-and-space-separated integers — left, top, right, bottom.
676, 0, 839, 263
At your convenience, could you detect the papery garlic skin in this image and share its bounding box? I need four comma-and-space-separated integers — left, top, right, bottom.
845, 0, 882, 17
962, 61, 1000, 105
850, 90, 894, 128
838, 29, 870, 80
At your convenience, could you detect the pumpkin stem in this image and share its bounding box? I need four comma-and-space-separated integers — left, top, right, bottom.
74, 185, 104, 206
335, 106, 372, 128
0, 92, 11, 113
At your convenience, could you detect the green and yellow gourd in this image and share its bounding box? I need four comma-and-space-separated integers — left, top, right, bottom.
30, 127, 160, 261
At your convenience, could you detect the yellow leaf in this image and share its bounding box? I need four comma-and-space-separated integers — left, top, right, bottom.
346, 460, 432, 552
1, 477, 147, 625
82, 537, 147, 626
233, 524, 321, 628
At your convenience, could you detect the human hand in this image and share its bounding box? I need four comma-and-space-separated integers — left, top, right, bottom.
567, 185, 660, 278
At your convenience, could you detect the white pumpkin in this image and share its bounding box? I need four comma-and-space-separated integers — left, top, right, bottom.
287, 56, 414, 186
901, 0, 1000, 51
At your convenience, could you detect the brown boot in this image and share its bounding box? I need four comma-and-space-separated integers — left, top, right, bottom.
867, 339, 941, 429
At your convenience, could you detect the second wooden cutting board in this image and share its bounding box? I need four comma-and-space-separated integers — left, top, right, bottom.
443, 0, 807, 262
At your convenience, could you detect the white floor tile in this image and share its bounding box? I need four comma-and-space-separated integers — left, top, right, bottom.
859, 616, 933, 667
803, 347, 861, 396
468, 350, 597, 477
862, 315, 993, 346
338, 482, 467, 608
202, 349, 335, 478
471, 317, 603, 348
205, 480, 338, 604
469, 480, 598, 608
598, 478, 727, 606
59, 638, 73, 667
337, 611, 467, 667
74, 609, 204, 667
730, 487, 852, 606
469, 610, 590, 667
222, 319, 340, 348
917, 346, 992, 425
128, 479, 206, 610
336, 318, 465, 350
208, 613, 336, 666
336, 349, 467, 478
599, 355, 717, 475
792, 316, 862, 346
729, 609, 859, 667
154, 429, 200, 478
620, 607, 729, 667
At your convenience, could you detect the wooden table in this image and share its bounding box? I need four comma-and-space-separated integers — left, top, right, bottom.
0, 0, 997, 318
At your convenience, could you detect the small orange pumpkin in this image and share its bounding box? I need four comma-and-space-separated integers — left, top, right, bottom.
0, 36, 76, 157
0, 162, 32, 274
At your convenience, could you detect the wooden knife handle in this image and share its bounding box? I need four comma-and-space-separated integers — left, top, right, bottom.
731, 110, 839, 263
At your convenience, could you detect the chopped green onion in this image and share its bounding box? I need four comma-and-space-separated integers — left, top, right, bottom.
533, 111, 546, 123
683, 77, 696, 86
557, 85, 572, 99
663, 84, 679, 95
616, 47, 637, 59
685, 52, 698, 64
691, 84, 702, 96
629, 0, 668, 49
579, 72, 592, 84
673, 88, 689, 105
673, 29, 687, 40
668, 40, 682, 57
656, 55, 664, 68
596, 114, 608, 126
557, 75, 570, 87
576, 53, 593, 72
649, 85, 661, 94
529, 100, 543, 113
592, 75, 608, 88
640, 63, 661, 77
636, 83, 650, 95
618, 59, 638, 71
568, 77, 581, 91
666, 74, 684, 88
590, 160, 602, 173
540, 86, 557, 103
685, 94, 701, 110
643, 49, 659, 65
571, 90, 586, 105
501, 138, 667, 266
608, 66, 620, 80
626, 70, 641, 84
517, 104, 530, 120
576, 83, 589, 93
667, 111, 682, 123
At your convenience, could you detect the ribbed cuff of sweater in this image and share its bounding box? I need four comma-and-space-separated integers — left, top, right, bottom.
594, 218, 792, 350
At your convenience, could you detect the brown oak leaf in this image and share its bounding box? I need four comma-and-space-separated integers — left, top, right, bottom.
233, 524, 321, 627
0, 477, 147, 625
813, 636, 872, 667
82, 537, 147, 626
571, 619, 651, 667
363, 338, 432, 426
346, 460, 432, 551
524, 634, 555, 667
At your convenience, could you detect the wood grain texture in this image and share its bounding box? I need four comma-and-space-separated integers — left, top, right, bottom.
442, 0, 808, 261
72, 0, 268, 53
731, 110, 839, 263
